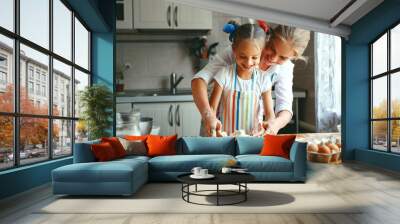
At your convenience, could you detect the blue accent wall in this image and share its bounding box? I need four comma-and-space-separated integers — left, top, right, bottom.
0, 0, 115, 200
344, 0, 400, 171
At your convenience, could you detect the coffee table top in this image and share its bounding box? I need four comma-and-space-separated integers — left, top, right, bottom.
177, 172, 255, 185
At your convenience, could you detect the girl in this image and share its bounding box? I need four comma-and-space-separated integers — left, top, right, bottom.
209, 22, 275, 136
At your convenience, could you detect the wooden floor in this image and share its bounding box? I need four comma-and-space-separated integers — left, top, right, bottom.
1, 161, 400, 224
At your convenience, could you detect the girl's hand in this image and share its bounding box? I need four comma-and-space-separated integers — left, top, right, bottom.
263, 119, 280, 135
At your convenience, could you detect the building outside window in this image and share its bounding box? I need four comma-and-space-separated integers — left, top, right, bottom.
370, 23, 400, 154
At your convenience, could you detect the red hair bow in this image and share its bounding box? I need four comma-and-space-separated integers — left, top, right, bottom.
257, 20, 269, 32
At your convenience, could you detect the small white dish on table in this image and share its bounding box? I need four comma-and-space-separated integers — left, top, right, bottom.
190, 174, 215, 179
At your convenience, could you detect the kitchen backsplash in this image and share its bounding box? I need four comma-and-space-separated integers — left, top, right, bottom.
116, 41, 194, 90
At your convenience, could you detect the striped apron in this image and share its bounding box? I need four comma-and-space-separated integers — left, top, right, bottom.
218, 65, 260, 136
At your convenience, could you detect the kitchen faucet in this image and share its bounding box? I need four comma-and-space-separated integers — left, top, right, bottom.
170, 72, 184, 95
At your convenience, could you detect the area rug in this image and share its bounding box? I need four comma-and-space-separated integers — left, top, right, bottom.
37, 183, 361, 214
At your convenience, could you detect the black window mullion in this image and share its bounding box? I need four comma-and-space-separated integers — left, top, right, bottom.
387, 29, 391, 152
71, 10, 76, 154
49, 0, 54, 160
13, 0, 20, 167
370, 45, 373, 149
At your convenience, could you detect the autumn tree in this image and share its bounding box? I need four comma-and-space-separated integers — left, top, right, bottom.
0, 84, 60, 151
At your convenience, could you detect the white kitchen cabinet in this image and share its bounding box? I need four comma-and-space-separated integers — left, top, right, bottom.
132, 102, 201, 137
116, 0, 133, 29
116, 103, 133, 113
176, 102, 202, 137
173, 3, 212, 30
133, 0, 212, 30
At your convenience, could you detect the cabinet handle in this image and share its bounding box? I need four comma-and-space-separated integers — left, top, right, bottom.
175, 104, 180, 126
168, 104, 173, 126
174, 6, 178, 27
167, 5, 171, 27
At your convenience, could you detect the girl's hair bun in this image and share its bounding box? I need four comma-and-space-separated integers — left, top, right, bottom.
223, 20, 240, 42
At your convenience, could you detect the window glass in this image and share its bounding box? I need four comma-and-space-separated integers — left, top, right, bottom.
372, 34, 387, 76
53, 0, 72, 60
372, 121, 388, 151
20, 44, 49, 115
53, 119, 72, 158
74, 18, 89, 70
75, 120, 88, 143
20, 0, 49, 49
53, 59, 72, 117
74, 69, 89, 118
372, 77, 387, 119
0, 35, 14, 113
391, 72, 400, 118
20, 117, 49, 165
391, 24, 400, 70
0, 0, 14, 31
0, 116, 13, 170
391, 121, 400, 153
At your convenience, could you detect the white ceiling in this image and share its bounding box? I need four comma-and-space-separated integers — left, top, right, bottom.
172, 0, 384, 37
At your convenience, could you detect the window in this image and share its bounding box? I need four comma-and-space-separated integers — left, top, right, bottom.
42, 85, 46, 97
0, 0, 91, 170
28, 81, 34, 94
28, 67, 34, 80
371, 23, 400, 154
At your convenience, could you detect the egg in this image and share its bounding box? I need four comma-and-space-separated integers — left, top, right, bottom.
307, 143, 318, 152
326, 143, 339, 152
318, 144, 331, 154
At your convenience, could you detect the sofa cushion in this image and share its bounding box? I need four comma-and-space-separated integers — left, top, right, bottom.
101, 137, 127, 158
74, 140, 100, 163
236, 155, 293, 172
91, 142, 118, 161
52, 159, 147, 183
180, 137, 235, 155
260, 134, 296, 159
236, 137, 263, 155
147, 135, 177, 157
148, 154, 235, 172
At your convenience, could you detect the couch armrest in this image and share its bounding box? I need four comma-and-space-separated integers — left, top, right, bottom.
73, 140, 100, 163
289, 141, 307, 181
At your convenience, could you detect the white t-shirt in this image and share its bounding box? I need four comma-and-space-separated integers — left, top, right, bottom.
193, 46, 294, 115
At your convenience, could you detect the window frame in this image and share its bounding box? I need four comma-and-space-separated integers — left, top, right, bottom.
0, 0, 92, 171
370, 20, 400, 154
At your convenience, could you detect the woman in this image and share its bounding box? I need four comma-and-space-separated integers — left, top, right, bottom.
192, 24, 310, 136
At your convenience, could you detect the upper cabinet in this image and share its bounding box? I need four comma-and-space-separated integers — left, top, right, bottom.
116, 0, 212, 30
116, 0, 133, 29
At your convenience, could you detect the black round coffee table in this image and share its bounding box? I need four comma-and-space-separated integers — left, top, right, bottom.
177, 173, 255, 206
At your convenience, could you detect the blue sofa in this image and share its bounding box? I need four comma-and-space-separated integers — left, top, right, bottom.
52, 137, 307, 196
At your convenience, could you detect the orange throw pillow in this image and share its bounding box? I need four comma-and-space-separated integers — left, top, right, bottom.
260, 134, 296, 159
146, 135, 177, 157
101, 137, 127, 158
91, 142, 117, 161
124, 135, 148, 141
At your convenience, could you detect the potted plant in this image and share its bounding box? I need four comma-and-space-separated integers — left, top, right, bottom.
79, 84, 113, 140
116, 62, 131, 92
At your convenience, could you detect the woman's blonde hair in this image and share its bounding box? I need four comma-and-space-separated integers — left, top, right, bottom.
272, 25, 311, 61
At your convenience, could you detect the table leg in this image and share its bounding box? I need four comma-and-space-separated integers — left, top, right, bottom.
245, 183, 247, 201
195, 184, 198, 192
217, 184, 219, 206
